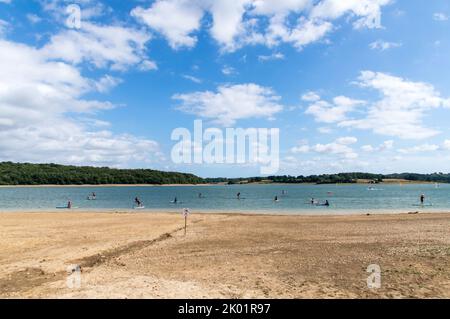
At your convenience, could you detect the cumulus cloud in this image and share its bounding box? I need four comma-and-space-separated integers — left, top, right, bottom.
40, 22, 153, 71
132, 0, 391, 52
339, 71, 450, 139
0, 36, 161, 166
131, 0, 204, 49
173, 83, 283, 126
305, 95, 365, 123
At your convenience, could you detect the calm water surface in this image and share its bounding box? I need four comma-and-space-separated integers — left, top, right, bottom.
0, 184, 448, 214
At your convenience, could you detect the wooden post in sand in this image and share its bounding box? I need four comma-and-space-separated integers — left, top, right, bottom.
183, 208, 190, 236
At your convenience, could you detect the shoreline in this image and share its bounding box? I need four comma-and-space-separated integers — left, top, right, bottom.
0, 180, 444, 188
0, 208, 448, 216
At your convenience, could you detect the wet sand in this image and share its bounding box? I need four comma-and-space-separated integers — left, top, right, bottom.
0, 211, 449, 298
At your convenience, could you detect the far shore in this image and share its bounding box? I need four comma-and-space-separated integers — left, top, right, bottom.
0, 183, 224, 188
0, 179, 443, 188
0, 210, 448, 298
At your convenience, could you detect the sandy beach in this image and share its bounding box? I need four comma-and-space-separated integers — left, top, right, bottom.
0, 211, 449, 299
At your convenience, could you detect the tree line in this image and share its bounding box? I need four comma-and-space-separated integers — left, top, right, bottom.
0, 162, 449, 185
0, 162, 203, 185
206, 172, 450, 184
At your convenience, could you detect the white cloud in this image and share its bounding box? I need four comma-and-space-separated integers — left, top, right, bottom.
40, 22, 152, 71
222, 66, 237, 76
258, 52, 285, 62
173, 83, 283, 126
310, 0, 391, 29
398, 144, 440, 154
40, 0, 109, 20
433, 13, 448, 21
132, 0, 391, 52
317, 127, 333, 134
138, 60, 158, 71
27, 14, 43, 24
292, 136, 359, 159
301, 91, 321, 102
443, 140, 450, 150
339, 71, 450, 139
131, 0, 204, 49
305, 95, 365, 123
291, 145, 310, 154
0, 37, 161, 166
336, 136, 358, 145
182, 74, 202, 84
369, 39, 402, 51
361, 140, 394, 152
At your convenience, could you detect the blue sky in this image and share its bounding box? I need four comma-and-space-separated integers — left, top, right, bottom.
1, 0, 450, 177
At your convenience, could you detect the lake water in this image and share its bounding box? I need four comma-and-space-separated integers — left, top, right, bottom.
0, 183, 448, 214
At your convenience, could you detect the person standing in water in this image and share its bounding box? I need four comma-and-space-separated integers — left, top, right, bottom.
274, 196, 279, 202
237, 192, 241, 200
67, 200, 72, 209
420, 194, 425, 205
174, 197, 178, 204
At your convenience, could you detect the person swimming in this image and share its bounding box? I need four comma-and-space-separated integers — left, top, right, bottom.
198, 193, 202, 198
274, 196, 279, 202
310, 198, 315, 205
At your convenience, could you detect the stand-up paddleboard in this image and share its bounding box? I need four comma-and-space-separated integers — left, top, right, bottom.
412, 203, 433, 207
56, 206, 78, 209
87, 197, 96, 200
133, 206, 145, 210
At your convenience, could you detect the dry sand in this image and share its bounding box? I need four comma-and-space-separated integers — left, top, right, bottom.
0, 211, 449, 299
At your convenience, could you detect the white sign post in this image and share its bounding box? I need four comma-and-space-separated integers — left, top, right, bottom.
182, 208, 190, 236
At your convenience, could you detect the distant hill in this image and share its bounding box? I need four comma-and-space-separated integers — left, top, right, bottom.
0, 162, 204, 185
